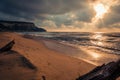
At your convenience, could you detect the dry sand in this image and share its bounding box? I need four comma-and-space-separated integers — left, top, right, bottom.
0, 32, 96, 80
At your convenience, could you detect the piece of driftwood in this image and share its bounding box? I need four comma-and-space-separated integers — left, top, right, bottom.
20, 56, 37, 70
76, 60, 120, 80
0, 40, 15, 53
42, 76, 46, 80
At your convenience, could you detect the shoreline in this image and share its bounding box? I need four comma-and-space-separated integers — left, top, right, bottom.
23, 34, 120, 66
42, 39, 98, 66
23, 35, 98, 65
35, 38, 120, 66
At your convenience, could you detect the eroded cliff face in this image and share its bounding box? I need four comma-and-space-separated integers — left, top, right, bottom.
0, 21, 46, 32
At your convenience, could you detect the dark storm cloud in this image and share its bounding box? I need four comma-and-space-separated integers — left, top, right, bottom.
47, 14, 75, 26
76, 8, 95, 22
0, 0, 88, 21
50, 9, 95, 27
42, 6, 95, 27
104, 4, 120, 25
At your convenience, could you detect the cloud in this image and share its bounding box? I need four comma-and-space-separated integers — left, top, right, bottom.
0, 0, 96, 31
1, 0, 119, 31
37, 6, 95, 28
95, 0, 120, 29
0, 0, 89, 20
76, 7, 95, 22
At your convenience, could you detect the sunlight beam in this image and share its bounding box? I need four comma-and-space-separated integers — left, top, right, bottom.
94, 3, 108, 19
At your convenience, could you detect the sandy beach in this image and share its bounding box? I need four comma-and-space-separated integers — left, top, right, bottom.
0, 32, 96, 80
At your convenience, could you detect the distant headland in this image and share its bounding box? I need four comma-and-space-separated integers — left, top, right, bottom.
0, 20, 46, 32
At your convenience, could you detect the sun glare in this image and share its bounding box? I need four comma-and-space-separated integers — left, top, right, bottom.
94, 3, 107, 19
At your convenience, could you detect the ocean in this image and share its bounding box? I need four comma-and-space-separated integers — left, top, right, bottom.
21, 32, 120, 65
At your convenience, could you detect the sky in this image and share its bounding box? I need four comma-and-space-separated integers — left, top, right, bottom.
0, 0, 120, 32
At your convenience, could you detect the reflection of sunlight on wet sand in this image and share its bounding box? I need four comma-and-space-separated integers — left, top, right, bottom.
89, 52, 101, 59
84, 48, 102, 60
78, 47, 103, 65
79, 46, 120, 65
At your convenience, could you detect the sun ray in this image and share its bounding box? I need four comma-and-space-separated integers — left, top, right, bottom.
94, 3, 108, 19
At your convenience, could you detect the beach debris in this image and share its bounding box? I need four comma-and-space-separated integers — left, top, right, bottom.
0, 40, 15, 53
42, 76, 46, 80
76, 59, 120, 80
20, 56, 37, 70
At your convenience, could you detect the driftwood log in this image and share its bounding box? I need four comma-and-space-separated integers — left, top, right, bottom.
0, 40, 15, 53
76, 60, 120, 80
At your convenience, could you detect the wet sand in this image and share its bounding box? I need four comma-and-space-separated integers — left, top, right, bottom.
42, 39, 120, 65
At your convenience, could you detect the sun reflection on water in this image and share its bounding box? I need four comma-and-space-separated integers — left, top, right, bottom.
92, 32, 105, 41
91, 32, 106, 46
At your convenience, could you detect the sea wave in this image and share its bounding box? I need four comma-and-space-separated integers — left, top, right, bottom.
21, 32, 120, 55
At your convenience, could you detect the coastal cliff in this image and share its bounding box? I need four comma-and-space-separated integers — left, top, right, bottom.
0, 20, 46, 32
